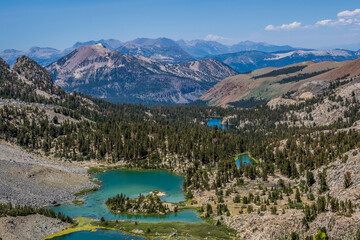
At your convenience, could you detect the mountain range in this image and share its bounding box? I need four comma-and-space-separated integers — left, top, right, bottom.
2, 37, 359, 73
46, 44, 237, 104
0, 39, 123, 66
209, 49, 360, 72
0, 38, 299, 66
177, 39, 296, 57
2, 37, 360, 106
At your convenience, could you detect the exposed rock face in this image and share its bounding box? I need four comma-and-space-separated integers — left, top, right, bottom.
308, 211, 360, 240
224, 210, 305, 240
268, 76, 360, 127
9, 56, 64, 96
12, 56, 53, 84
225, 210, 360, 240
315, 150, 360, 203
0, 214, 69, 240
47, 44, 237, 104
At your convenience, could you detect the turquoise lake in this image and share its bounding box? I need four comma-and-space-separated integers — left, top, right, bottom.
235, 154, 252, 167
207, 118, 226, 130
50, 169, 203, 223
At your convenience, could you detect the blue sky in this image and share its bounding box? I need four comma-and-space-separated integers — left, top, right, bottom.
1, 0, 360, 51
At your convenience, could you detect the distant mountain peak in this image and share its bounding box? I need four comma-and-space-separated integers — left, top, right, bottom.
13, 55, 34, 65
125, 37, 178, 47
47, 45, 237, 104
94, 43, 106, 48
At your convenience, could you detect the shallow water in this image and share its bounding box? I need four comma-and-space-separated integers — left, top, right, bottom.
207, 118, 226, 130
235, 154, 252, 167
50, 169, 203, 222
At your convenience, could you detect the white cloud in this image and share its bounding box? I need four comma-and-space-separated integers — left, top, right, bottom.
337, 9, 360, 18
265, 21, 302, 31
204, 34, 227, 41
316, 19, 334, 26
266, 8, 360, 31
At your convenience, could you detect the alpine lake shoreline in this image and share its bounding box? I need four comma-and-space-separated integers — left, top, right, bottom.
44, 163, 239, 240
44, 119, 248, 239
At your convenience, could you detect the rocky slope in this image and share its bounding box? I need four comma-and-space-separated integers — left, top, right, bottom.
47, 44, 237, 104
0, 141, 95, 207
0, 214, 70, 240
266, 76, 360, 129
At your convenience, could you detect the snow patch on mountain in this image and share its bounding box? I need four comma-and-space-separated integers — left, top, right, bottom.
266, 50, 353, 61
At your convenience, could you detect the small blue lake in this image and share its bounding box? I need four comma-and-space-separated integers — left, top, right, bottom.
51, 229, 146, 240
50, 169, 202, 223
235, 154, 253, 167
207, 118, 226, 130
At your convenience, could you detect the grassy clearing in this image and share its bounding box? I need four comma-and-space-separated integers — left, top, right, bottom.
43, 217, 119, 239
91, 178, 101, 185
73, 187, 98, 197
93, 220, 237, 239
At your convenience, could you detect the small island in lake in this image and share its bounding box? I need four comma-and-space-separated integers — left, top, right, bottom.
105, 192, 177, 215
149, 189, 167, 197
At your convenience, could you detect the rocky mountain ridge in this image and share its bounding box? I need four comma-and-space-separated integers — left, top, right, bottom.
46, 44, 237, 104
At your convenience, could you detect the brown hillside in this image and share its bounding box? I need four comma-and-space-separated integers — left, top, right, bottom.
200, 60, 347, 107
310, 57, 360, 81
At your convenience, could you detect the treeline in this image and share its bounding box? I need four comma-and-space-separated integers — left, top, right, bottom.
253, 66, 306, 79
0, 202, 73, 224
